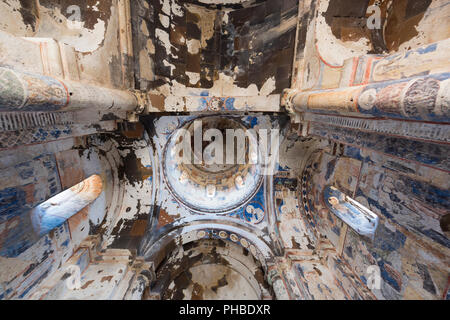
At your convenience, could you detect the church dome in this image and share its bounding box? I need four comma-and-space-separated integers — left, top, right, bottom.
162, 116, 263, 214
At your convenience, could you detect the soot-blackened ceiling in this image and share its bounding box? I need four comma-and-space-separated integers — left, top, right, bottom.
132, 0, 298, 93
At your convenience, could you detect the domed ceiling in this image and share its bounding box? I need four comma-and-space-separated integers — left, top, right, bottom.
163, 116, 263, 214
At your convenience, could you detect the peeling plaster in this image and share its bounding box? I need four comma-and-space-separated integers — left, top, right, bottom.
316, 0, 371, 67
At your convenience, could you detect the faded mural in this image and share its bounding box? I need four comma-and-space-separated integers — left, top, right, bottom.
0, 0, 449, 301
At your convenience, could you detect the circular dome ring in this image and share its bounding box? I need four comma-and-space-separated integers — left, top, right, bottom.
162, 116, 263, 215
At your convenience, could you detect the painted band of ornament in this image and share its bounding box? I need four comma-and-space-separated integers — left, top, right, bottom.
304, 113, 450, 143
197, 229, 260, 258
0, 111, 74, 132
286, 73, 450, 123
